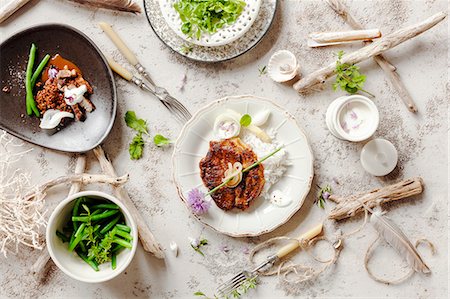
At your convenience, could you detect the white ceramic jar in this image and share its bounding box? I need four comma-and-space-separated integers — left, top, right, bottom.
326, 95, 379, 142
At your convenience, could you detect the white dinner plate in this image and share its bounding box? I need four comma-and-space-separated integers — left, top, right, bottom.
159, 0, 262, 47
172, 95, 314, 237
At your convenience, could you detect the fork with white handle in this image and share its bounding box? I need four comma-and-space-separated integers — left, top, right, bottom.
215, 223, 323, 298
99, 22, 191, 123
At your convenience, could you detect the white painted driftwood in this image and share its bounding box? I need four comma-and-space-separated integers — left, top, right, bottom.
31, 155, 87, 279
325, 0, 419, 113
293, 12, 447, 94
93, 146, 164, 259
328, 177, 424, 220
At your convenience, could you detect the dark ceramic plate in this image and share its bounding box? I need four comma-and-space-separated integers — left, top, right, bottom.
0, 24, 116, 153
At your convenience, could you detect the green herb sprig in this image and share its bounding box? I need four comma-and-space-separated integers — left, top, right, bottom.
316, 184, 332, 209
258, 65, 267, 76
333, 50, 374, 97
125, 111, 149, 160
191, 238, 208, 256
194, 276, 258, 299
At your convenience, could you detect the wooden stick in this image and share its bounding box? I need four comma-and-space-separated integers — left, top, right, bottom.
23, 172, 128, 201
325, 0, 418, 113
0, 0, 32, 24
293, 12, 447, 93
31, 155, 86, 279
328, 177, 424, 220
93, 146, 164, 259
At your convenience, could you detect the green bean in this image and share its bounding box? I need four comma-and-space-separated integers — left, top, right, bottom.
100, 215, 121, 234
111, 253, 117, 270
25, 44, 39, 116
91, 209, 104, 216
111, 244, 124, 254
72, 198, 82, 230
115, 224, 131, 233
79, 241, 87, 253
112, 238, 132, 249
91, 209, 119, 221
69, 231, 75, 244
56, 230, 69, 243
74, 223, 86, 238
76, 251, 99, 271
69, 227, 86, 251
113, 228, 132, 240
30, 54, 50, 87
92, 203, 119, 210
72, 216, 89, 222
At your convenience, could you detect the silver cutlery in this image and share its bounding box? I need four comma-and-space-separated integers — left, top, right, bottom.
99, 22, 191, 123
215, 223, 323, 298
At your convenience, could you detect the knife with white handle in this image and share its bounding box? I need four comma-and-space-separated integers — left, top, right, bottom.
99, 22, 155, 85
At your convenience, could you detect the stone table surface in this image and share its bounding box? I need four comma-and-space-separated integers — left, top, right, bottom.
1, 0, 448, 298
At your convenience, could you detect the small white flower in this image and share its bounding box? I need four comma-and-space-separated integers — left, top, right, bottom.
189, 237, 199, 248
169, 241, 178, 257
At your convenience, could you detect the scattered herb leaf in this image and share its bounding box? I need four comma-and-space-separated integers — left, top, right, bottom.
333, 50, 374, 97
125, 111, 149, 135
240, 114, 252, 127
315, 184, 332, 209
153, 134, 173, 147
129, 133, 145, 160
258, 65, 267, 76
174, 0, 246, 40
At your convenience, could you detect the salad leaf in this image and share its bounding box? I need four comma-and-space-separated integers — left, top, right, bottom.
173, 0, 246, 40
129, 133, 144, 160
153, 134, 172, 147
125, 111, 148, 135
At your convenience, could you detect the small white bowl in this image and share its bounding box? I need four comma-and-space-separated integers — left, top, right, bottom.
46, 191, 138, 283
326, 95, 379, 142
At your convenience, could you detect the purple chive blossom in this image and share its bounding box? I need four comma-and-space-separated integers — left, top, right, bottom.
187, 188, 211, 215
352, 120, 364, 129
242, 246, 250, 255
322, 191, 330, 200
48, 67, 58, 79
350, 110, 358, 120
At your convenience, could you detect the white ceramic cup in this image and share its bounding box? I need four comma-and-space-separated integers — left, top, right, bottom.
326, 95, 379, 142
46, 191, 138, 283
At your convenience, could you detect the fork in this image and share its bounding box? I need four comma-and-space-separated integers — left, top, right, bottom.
215, 223, 323, 298
106, 55, 191, 123
99, 22, 192, 123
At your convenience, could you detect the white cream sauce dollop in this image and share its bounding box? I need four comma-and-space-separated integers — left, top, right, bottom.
269, 189, 292, 207
64, 84, 87, 106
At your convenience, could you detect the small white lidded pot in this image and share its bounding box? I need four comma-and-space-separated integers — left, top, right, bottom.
46, 191, 138, 283
326, 95, 379, 142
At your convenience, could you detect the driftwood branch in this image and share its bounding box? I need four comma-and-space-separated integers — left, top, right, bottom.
23, 172, 128, 201
293, 12, 447, 92
93, 146, 165, 259
328, 177, 424, 220
325, 0, 418, 113
31, 155, 87, 279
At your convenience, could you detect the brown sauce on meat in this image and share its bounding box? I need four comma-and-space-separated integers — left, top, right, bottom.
41, 54, 82, 82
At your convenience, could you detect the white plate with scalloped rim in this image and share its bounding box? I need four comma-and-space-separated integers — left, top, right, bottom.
172, 95, 314, 237
159, 0, 262, 47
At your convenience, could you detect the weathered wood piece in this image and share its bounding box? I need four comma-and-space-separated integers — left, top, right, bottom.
325, 0, 418, 113
0, 0, 32, 23
328, 177, 424, 220
93, 146, 165, 259
293, 12, 447, 93
31, 155, 86, 279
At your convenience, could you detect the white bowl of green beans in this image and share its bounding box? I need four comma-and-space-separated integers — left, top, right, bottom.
46, 191, 138, 283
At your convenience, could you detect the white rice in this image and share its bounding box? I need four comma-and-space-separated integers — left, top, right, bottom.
241, 129, 289, 199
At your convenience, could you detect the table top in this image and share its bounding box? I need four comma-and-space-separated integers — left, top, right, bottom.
1, 0, 448, 298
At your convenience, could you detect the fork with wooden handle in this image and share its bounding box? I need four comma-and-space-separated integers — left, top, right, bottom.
215, 223, 323, 297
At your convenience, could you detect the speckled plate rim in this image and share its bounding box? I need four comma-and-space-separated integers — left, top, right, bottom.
143, 0, 278, 63
172, 95, 314, 237
0, 23, 117, 153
